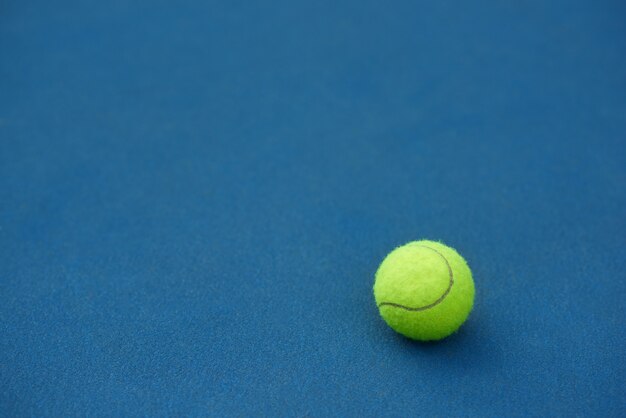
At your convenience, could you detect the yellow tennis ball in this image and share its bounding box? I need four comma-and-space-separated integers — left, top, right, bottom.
373, 240, 475, 341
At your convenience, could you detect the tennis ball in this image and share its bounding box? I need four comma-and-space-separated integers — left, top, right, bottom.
373, 240, 475, 341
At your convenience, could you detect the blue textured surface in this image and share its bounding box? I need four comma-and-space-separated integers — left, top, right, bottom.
1, 1, 625, 416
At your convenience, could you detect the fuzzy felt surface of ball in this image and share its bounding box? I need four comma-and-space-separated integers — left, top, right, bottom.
374, 240, 475, 341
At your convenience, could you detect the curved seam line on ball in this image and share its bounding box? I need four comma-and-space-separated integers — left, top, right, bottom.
377, 245, 454, 312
